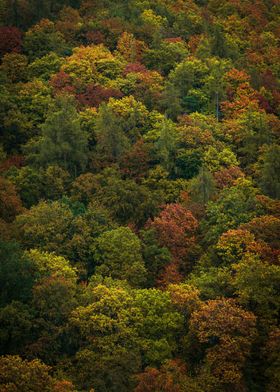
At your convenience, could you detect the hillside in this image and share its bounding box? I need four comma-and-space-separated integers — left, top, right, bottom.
0, 1, 280, 391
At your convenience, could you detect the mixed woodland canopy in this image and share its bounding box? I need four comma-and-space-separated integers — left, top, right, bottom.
0, 0, 280, 391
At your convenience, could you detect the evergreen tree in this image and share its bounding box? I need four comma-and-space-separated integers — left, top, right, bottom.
38, 95, 88, 176
189, 165, 216, 204
95, 104, 130, 162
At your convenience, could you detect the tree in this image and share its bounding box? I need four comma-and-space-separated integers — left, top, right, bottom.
135, 359, 203, 392
0, 355, 74, 391
26, 259, 77, 362
214, 166, 244, 189
26, 249, 77, 282
263, 328, 280, 392
0, 176, 23, 222
107, 95, 150, 143
27, 52, 64, 80
55, 6, 82, 43
240, 215, 280, 251
69, 283, 183, 389
143, 39, 189, 76
0, 301, 33, 355
93, 227, 147, 287
167, 283, 201, 316
94, 168, 159, 226
149, 203, 198, 263
140, 228, 171, 287
117, 32, 146, 62
161, 82, 182, 120
0, 355, 53, 391
189, 166, 216, 204
120, 139, 151, 181
76, 83, 122, 108
0, 52, 28, 83
203, 146, 239, 173
258, 144, 280, 199
15, 200, 73, 251
155, 118, 177, 173
202, 179, 261, 244
189, 298, 257, 391
23, 18, 68, 60
38, 95, 88, 176
16, 199, 114, 267
70, 172, 99, 205
0, 26, 22, 57
148, 203, 198, 285
132, 288, 184, 365
0, 241, 35, 306
69, 284, 141, 392
215, 229, 256, 266
232, 254, 280, 323
94, 103, 129, 163
6, 166, 45, 208
61, 44, 124, 87
169, 58, 208, 112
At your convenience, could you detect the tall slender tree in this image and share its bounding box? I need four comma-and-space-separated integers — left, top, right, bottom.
38, 95, 88, 176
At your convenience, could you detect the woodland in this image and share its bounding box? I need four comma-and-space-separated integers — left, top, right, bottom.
0, 0, 280, 391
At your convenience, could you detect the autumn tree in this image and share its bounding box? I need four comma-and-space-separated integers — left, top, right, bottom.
189, 298, 257, 391
0, 26, 22, 57
0, 355, 74, 391
135, 359, 203, 392
149, 203, 198, 263
0, 176, 23, 222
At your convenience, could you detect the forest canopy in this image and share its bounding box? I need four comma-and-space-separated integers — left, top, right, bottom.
0, 0, 280, 391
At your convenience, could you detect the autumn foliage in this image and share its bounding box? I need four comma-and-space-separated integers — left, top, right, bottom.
0, 0, 279, 391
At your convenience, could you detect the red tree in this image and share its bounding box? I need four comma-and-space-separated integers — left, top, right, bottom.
148, 203, 198, 285
76, 84, 123, 107
149, 203, 198, 261
0, 27, 22, 57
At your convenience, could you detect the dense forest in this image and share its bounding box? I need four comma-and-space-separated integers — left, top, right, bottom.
0, 0, 280, 391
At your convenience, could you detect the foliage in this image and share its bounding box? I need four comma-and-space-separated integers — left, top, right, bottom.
92, 227, 147, 287
37, 95, 88, 175
0, 0, 279, 390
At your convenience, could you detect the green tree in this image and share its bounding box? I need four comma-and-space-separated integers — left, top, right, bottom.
69, 284, 141, 392
94, 168, 160, 226
69, 284, 183, 390
0, 241, 35, 306
132, 288, 184, 365
15, 200, 114, 270
23, 18, 68, 60
161, 82, 182, 120
233, 254, 280, 323
189, 166, 216, 204
0, 355, 74, 391
30, 275, 77, 362
26, 249, 77, 282
0, 301, 33, 355
38, 95, 88, 176
155, 118, 177, 174
27, 52, 64, 80
258, 144, 280, 199
202, 179, 261, 244
93, 227, 147, 287
95, 103, 130, 163
140, 228, 171, 287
